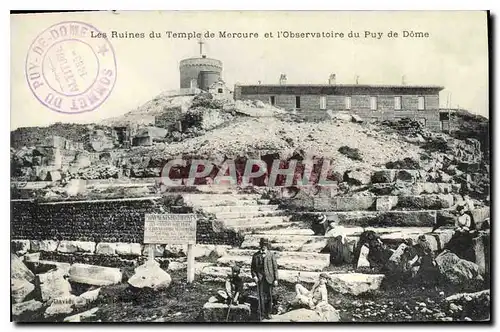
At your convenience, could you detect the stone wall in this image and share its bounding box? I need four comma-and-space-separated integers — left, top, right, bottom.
11, 197, 240, 247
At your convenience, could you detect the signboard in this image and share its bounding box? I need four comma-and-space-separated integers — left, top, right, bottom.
144, 213, 197, 245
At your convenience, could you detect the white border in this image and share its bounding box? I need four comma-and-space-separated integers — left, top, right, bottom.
2, 1, 497, 332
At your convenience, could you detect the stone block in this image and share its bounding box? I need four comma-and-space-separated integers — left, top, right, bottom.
95, 243, 117, 255
115, 243, 142, 256
376, 196, 398, 211
12, 299, 43, 317
202, 302, 251, 322
473, 233, 489, 275
11, 254, 35, 282
63, 307, 99, 322
30, 240, 58, 252
11, 279, 35, 304
69, 263, 122, 286
396, 170, 419, 182
24, 252, 41, 263
142, 244, 165, 257
328, 273, 385, 296
37, 270, 72, 302
128, 261, 172, 290
58, 241, 96, 254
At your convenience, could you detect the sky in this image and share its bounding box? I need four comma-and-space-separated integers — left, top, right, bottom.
10, 10, 489, 129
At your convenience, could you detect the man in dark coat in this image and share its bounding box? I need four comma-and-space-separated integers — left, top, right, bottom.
251, 238, 279, 320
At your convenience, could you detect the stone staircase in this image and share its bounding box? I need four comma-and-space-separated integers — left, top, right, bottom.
181, 167, 475, 295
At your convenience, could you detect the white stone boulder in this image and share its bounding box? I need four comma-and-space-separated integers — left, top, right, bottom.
37, 269, 72, 302
328, 273, 385, 296
268, 306, 340, 322
376, 196, 398, 212
69, 264, 122, 286
95, 243, 117, 255
115, 243, 142, 256
44, 301, 74, 318
435, 251, 484, 286
58, 241, 96, 253
30, 240, 58, 252
128, 261, 172, 290
11, 254, 35, 282
11, 279, 35, 303
12, 299, 43, 317
63, 307, 99, 322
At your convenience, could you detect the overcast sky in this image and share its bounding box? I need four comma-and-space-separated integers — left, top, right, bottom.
11, 11, 489, 129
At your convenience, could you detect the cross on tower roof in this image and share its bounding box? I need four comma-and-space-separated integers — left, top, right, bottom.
198, 38, 204, 56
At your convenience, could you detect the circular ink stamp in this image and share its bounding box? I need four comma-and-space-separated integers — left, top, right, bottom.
25, 21, 117, 114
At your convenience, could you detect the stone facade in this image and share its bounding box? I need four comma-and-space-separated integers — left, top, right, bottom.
234, 84, 443, 131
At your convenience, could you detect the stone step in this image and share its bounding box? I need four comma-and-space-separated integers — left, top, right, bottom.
293, 210, 437, 227
241, 226, 435, 252
183, 193, 261, 202
196, 265, 385, 296
226, 249, 330, 262
229, 221, 303, 233
313, 194, 455, 212
223, 216, 290, 226
215, 210, 284, 219
370, 182, 460, 196
217, 255, 329, 272
201, 204, 280, 213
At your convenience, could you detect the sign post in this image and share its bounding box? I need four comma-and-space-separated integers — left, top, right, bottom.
144, 213, 197, 283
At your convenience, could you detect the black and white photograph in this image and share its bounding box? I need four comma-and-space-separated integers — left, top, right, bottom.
9, 10, 491, 323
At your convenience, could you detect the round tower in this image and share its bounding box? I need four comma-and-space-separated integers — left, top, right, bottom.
179, 55, 223, 90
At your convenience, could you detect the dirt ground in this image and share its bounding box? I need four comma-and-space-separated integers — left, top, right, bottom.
79, 269, 490, 323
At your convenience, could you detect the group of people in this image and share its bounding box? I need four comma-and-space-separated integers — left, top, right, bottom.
217, 237, 332, 321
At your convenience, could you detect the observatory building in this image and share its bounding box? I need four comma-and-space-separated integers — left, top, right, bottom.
179, 40, 223, 91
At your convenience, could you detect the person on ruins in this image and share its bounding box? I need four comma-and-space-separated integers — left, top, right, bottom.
455, 204, 476, 233
251, 238, 279, 320
225, 265, 244, 305
290, 272, 330, 311
311, 214, 329, 236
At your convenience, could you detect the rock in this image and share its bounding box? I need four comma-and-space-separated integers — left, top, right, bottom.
208, 296, 218, 303
58, 241, 96, 253
24, 253, 41, 263
30, 240, 58, 252
386, 243, 408, 272
11, 279, 35, 303
208, 246, 228, 259
328, 273, 385, 296
269, 307, 340, 322
77, 288, 100, 307
167, 261, 186, 271
464, 317, 472, 321
472, 233, 489, 274
164, 245, 187, 258
371, 170, 396, 183
351, 114, 364, 123
63, 307, 99, 322
95, 243, 117, 255
128, 261, 172, 290
115, 243, 142, 256
203, 302, 251, 322
12, 299, 43, 317
435, 252, 484, 286
44, 302, 74, 318
12, 240, 30, 255
376, 196, 397, 212
356, 245, 370, 268
345, 170, 371, 185
11, 254, 35, 282
37, 269, 72, 302
445, 289, 490, 303
69, 263, 122, 286
330, 111, 352, 122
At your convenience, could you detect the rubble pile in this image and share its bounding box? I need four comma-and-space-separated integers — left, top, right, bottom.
68, 165, 121, 180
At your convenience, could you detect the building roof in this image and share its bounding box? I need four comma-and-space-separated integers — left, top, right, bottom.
236, 84, 444, 90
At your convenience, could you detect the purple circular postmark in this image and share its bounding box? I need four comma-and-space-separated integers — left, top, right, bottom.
25, 21, 117, 114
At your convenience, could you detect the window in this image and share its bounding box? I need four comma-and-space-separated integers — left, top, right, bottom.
295, 96, 301, 109
269, 96, 276, 106
418, 96, 425, 110
217, 88, 223, 93
394, 96, 402, 110
345, 96, 351, 110
320, 96, 327, 110
370, 96, 378, 110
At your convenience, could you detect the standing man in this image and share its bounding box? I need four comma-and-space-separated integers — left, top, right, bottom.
251, 238, 279, 320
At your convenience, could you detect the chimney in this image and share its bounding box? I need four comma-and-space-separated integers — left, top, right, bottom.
328, 74, 336, 85
279, 74, 287, 85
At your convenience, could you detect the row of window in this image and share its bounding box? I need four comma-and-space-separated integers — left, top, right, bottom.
269, 96, 426, 111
